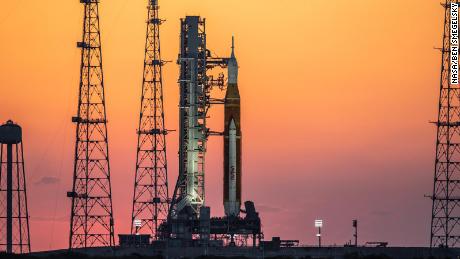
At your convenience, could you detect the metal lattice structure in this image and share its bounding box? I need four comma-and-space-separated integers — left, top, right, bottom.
430, 0, 460, 248
131, 0, 169, 239
170, 16, 208, 217
68, 0, 115, 249
168, 17, 229, 226
0, 121, 31, 253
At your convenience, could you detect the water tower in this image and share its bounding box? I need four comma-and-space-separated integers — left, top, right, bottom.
0, 120, 31, 253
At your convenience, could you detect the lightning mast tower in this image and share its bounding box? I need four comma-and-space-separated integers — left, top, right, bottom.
131, 0, 169, 240
0, 120, 31, 253
68, 0, 115, 248
430, 0, 460, 248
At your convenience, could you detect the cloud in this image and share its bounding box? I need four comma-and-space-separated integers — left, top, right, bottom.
35, 176, 60, 185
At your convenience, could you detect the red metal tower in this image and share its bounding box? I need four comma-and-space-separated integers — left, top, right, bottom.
430, 0, 460, 248
0, 120, 31, 253
130, 0, 169, 240
67, 0, 115, 248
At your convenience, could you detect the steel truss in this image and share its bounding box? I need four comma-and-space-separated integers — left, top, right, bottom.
169, 16, 229, 220
131, 0, 170, 240
170, 16, 208, 217
68, 0, 115, 249
430, 0, 460, 248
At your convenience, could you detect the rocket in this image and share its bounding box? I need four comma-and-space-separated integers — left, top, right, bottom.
224, 37, 241, 217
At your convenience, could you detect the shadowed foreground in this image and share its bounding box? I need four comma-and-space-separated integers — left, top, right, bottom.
3, 246, 458, 259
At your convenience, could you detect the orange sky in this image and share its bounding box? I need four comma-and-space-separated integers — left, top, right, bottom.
0, 0, 444, 251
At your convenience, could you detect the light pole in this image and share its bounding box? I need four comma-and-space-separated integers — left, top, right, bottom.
134, 219, 142, 235
315, 219, 323, 248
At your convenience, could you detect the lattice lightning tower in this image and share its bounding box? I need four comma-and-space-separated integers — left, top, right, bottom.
430, 0, 460, 248
130, 0, 170, 239
68, 0, 115, 249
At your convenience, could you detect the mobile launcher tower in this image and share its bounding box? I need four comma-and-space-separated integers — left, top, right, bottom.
165, 16, 262, 247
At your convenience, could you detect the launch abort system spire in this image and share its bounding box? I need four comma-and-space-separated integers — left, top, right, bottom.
131, 0, 170, 240
430, 0, 460, 248
68, 0, 115, 249
0, 120, 31, 253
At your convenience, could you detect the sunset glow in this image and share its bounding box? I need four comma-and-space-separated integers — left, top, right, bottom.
0, 0, 444, 251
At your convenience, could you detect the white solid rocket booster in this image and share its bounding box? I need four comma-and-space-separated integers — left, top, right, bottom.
228, 119, 238, 213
